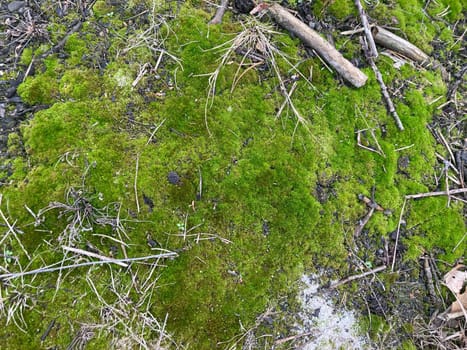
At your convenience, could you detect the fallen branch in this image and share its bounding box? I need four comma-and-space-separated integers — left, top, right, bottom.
354, 0, 378, 58
329, 265, 386, 289
405, 188, 467, 200
359, 36, 404, 130
421, 255, 437, 301
209, 0, 229, 25
372, 26, 429, 65
369, 57, 404, 130
256, 4, 367, 88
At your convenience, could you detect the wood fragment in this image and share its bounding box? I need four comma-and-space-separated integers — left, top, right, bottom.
358, 194, 385, 211
41, 319, 56, 342
360, 35, 404, 131
329, 265, 386, 289
372, 26, 429, 65
340, 26, 374, 36
262, 4, 368, 88
421, 255, 437, 301
444, 310, 465, 320
405, 188, 467, 200
373, 60, 404, 130
354, 0, 378, 58
209, 0, 229, 25
274, 331, 316, 345
391, 198, 406, 272
354, 207, 375, 237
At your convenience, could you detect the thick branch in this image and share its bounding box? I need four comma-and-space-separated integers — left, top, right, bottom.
266, 4, 368, 88
209, 0, 229, 25
372, 26, 429, 64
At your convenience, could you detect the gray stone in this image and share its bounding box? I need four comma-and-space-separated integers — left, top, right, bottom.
8, 1, 26, 12
167, 171, 181, 185
6, 85, 17, 98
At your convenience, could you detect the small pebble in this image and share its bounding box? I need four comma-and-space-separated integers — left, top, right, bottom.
167, 171, 181, 185
5, 85, 17, 98
7, 1, 26, 12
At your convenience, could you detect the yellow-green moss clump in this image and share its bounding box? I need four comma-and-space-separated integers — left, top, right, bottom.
0, 1, 464, 349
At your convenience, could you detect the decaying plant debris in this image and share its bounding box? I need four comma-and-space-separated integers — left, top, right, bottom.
0, 0, 466, 348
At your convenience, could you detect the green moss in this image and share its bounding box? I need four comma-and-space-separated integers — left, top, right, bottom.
19, 47, 33, 66
426, 0, 464, 21
2, 1, 466, 348
93, 0, 114, 17
17, 74, 58, 105
17, 57, 62, 105
59, 69, 102, 100
64, 33, 90, 66
311, 0, 356, 19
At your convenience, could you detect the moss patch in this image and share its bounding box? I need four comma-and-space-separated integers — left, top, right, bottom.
1, 1, 465, 348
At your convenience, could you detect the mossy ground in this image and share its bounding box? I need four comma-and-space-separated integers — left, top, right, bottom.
0, 0, 465, 348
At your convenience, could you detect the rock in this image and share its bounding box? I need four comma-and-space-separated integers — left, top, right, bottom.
167, 171, 181, 185
7, 1, 26, 12
0, 104, 5, 119
233, 0, 255, 14
5, 85, 17, 98
7, 96, 22, 103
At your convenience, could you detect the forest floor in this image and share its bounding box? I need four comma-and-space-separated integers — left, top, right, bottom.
0, 0, 465, 349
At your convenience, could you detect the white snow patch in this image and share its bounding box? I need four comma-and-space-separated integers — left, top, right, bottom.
297, 274, 371, 350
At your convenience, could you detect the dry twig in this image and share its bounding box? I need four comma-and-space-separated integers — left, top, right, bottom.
0, 252, 177, 280
354, 0, 378, 58
329, 265, 387, 289
405, 188, 467, 200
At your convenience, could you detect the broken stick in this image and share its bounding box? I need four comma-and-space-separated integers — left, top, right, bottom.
354, 207, 375, 237
209, 0, 229, 25
405, 188, 467, 200
355, 0, 378, 58
354, 1, 403, 129
369, 55, 404, 130
372, 26, 429, 65
260, 4, 368, 88
330, 265, 387, 289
